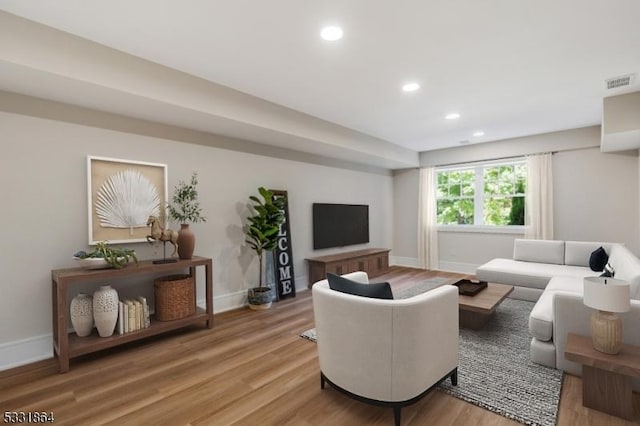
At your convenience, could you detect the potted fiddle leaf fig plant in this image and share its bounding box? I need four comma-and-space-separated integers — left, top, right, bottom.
168, 172, 207, 260
245, 187, 285, 310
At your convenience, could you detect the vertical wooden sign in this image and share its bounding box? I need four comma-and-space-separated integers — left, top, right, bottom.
271, 190, 296, 300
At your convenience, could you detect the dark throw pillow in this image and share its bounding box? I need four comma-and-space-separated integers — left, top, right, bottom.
589, 246, 609, 272
326, 273, 393, 300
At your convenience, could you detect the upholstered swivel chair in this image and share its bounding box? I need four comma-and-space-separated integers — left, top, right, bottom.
312, 271, 459, 426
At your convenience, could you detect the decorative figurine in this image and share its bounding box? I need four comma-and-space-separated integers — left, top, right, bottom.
146, 215, 179, 262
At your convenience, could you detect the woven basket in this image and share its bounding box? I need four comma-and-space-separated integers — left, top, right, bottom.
154, 274, 195, 321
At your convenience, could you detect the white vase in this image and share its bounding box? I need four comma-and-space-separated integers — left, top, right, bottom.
93, 285, 119, 337
70, 293, 93, 337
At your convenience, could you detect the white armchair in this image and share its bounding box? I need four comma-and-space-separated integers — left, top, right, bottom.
312, 271, 459, 426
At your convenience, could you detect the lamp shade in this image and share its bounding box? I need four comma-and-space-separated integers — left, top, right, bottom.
583, 277, 630, 313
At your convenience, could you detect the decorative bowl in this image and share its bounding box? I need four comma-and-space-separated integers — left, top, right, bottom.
73, 257, 122, 270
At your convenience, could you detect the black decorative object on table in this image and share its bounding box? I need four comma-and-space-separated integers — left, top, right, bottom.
453, 279, 488, 296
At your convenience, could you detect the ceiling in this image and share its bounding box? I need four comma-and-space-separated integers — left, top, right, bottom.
1, 1, 640, 158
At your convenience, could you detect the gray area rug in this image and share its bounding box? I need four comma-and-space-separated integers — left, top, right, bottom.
301, 298, 563, 426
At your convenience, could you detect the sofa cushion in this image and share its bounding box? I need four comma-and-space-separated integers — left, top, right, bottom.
327, 273, 393, 299
528, 276, 584, 341
513, 239, 565, 265
530, 337, 556, 368
476, 258, 597, 290
565, 241, 613, 267
529, 290, 555, 341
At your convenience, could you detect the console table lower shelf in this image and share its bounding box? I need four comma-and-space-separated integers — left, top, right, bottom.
564, 332, 640, 421
65, 309, 210, 358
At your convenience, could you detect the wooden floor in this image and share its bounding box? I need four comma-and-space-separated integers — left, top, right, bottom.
1, 266, 639, 425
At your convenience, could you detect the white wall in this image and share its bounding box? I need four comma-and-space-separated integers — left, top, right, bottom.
392, 168, 419, 265
553, 147, 639, 253
0, 110, 393, 370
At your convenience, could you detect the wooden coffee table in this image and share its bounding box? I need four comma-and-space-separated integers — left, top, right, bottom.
457, 282, 514, 330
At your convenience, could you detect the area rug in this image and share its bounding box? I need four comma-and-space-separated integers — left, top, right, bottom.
300, 298, 563, 426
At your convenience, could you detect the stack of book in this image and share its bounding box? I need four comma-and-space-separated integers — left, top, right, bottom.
117, 296, 151, 334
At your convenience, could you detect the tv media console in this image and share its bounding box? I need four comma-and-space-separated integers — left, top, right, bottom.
305, 248, 390, 288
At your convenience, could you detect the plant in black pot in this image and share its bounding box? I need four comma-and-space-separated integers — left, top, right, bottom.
245, 187, 285, 310
168, 172, 207, 260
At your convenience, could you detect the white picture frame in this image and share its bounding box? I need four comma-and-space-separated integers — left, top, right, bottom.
87, 156, 168, 244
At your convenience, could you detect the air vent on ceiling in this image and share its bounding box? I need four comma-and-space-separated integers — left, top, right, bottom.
605, 74, 635, 90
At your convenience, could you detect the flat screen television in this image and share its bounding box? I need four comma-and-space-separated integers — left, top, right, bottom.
313, 203, 369, 250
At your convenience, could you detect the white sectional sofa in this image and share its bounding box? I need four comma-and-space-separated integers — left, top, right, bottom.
476, 239, 615, 302
477, 239, 640, 390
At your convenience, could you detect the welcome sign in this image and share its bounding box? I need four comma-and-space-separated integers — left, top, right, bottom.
271, 190, 296, 300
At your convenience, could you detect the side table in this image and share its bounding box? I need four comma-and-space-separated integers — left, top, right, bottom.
564, 332, 640, 420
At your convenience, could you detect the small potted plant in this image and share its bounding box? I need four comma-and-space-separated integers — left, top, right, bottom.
168, 172, 207, 259
73, 241, 138, 269
245, 187, 285, 310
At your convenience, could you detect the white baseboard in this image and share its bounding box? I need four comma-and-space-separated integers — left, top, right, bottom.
0, 334, 53, 371
390, 256, 422, 268
438, 261, 479, 274
205, 290, 248, 313
211, 274, 309, 312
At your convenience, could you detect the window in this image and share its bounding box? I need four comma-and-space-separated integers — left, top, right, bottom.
437, 161, 526, 226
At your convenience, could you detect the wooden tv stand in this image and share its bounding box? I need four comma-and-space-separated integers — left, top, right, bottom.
306, 248, 390, 287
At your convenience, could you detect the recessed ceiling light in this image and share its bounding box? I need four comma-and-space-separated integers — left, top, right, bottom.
402, 82, 420, 92
445, 113, 460, 120
473, 131, 485, 137
321, 26, 343, 41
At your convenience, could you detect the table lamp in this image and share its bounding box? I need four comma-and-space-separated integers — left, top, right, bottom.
583, 276, 630, 354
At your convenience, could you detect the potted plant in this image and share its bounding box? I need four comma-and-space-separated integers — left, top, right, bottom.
245, 187, 285, 310
168, 172, 207, 259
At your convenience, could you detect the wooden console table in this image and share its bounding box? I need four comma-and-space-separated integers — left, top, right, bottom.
564, 332, 640, 420
51, 256, 213, 373
305, 248, 390, 287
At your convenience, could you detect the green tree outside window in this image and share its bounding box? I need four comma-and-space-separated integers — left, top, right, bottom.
436, 162, 525, 226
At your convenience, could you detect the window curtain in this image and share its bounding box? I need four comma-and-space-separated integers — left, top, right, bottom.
418, 167, 439, 269
525, 153, 554, 240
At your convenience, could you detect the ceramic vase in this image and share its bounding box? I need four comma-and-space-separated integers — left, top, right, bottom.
93, 285, 119, 337
177, 224, 195, 259
70, 293, 94, 337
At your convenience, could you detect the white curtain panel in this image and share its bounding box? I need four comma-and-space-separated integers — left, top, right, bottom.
418, 167, 439, 269
525, 153, 554, 240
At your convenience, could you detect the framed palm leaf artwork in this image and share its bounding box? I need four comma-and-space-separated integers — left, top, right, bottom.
87, 156, 168, 244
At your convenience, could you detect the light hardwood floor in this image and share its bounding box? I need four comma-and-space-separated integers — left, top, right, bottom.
1, 266, 638, 425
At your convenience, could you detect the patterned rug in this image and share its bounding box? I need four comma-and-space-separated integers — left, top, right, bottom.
300, 298, 563, 426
